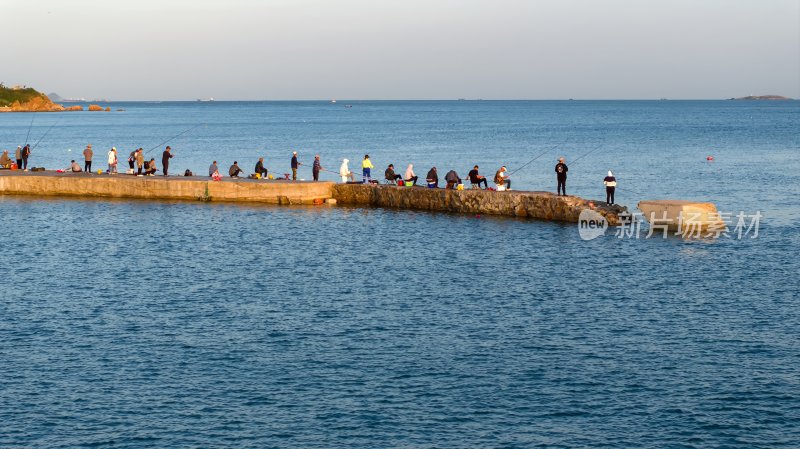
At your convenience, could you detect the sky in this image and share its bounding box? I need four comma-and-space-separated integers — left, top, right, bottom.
2, 0, 799, 100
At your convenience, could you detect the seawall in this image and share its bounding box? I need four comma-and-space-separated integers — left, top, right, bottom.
0, 172, 333, 205
331, 184, 627, 225
0, 172, 627, 224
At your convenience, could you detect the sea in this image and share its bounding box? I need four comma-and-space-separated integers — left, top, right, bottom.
1, 100, 798, 448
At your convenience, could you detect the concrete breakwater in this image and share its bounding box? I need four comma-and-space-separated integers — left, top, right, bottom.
0, 172, 627, 224
0, 172, 333, 205
332, 184, 627, 225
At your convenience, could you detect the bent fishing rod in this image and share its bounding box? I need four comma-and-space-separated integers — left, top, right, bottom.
144, 123, 206, 156
508, 141, 565, 176
30, 118, 61, 151
23, 113, 35, 146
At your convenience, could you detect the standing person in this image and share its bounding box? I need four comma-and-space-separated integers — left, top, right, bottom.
21, 144, 31, 171
467, 165, 488, 189
339, 159, 354, 182
361, 154, 374, 182
426, 167, 439, 188
291, 151, 299, 180
404, 164, 418, 186
83, 144, 93, 173
127, 149, 136, 172
555, 157, 568, 196
444, 170, 462, 189
603, 170, 617, 205
229, 161, 243, 178
136, 148, 144, 175
15, 146, 22, 169
312, 155, 323, 181
208, 160, 219, 177
107, 147, 118, 174
162, 146, 173, 176
254, 157, 268, 178
494, 166, 511, 190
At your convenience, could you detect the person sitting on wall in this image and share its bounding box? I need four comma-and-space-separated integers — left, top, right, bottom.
444, 170, 462, 189
385, 164, 402, 183
468, 165, 488, 189
229, 161, 244, 178
70, 160, 82, 172
0, 150, 11, 168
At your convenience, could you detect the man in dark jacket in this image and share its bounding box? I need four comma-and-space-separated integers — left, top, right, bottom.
229, 161, 243, 178
385, 164, 402, 183
255, 157, 268, 178
426, 167, 439, 188
312, 155, 323, 181
162, 146, 173, 176
290, 151, 299, 180
21, 144, 31, 171
444, 170, 462, 189
555, 157, 568, 196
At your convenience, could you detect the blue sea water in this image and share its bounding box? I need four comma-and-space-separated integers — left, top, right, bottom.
1, 101, 798, 448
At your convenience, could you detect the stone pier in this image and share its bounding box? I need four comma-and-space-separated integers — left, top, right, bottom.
0, 171, 627, 224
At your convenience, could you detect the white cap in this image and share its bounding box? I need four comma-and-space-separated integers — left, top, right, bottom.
608, 170, 613, 177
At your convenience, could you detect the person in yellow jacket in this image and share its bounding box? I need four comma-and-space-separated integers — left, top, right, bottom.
361, 154, 374, 182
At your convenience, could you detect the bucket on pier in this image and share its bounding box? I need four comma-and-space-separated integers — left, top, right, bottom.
427, 182, 436, 188
404, 181, 413, 187
456, 184, 464, 190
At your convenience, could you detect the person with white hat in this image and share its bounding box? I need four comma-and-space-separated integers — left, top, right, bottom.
603, 170, 617, 205
290, 151, 299, 180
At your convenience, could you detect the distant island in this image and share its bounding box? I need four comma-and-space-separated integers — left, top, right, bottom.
730, 95, 793, 100
0, 84, 108, 112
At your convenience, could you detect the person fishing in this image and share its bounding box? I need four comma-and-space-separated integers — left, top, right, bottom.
208, 160, 219, 177
426, 167, 438, 188
229, 161, 244, 178
127, 149, 137, 172
494, 166, 511, 190
404, 164, 418, 186
136, 148, 144, 175
0, 150, 11, 168
291, 151, 299, 180
361, 154, 374, 182
340, 159, 354, 182
555, 157, 568, 196
162, 146, 173, 176
21, 144, 31, 171
107, 147, 118, 174
255, 157, 268, 178
15, 146, 22, 169
83, 144, 93, 173
603, 170, 617, 205
467, 165, 487, 189
312, 155, 323, 181
143, 158, 157, 176
444, 169, 462, 189
385, 164, 402, 183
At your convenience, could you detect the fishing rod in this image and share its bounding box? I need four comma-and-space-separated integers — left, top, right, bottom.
30, 118, 61, 151
23, 113, 35, 145
508, 142, 565, 176
144, 123, 206, 155
569, 143, 604, 165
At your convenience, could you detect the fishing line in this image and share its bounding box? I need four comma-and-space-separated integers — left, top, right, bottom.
508, 141, 565, 176
31, 118, 61, 150
569, 143, 604, 165
23, 113, 35, 145
144, 123, 206, 155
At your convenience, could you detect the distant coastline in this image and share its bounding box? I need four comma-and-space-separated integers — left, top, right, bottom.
729, 95, 793, 100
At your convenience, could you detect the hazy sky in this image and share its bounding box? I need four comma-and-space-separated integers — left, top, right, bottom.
3, 0, 798, 100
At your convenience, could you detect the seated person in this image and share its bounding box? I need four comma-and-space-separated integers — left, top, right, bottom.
468, 165, 488, 189
70, 160, 82, 172
184, 169, 193, 176
385, 164, 402, 182
229, 161, 243, 178
426, 167, 438, 187
494, 166, 511, 190
0, 150, 11, 168
208, 161, 219, 177
254, 157, 268, 178
144, 159, 157, 175
444, 170, 462, 189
